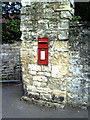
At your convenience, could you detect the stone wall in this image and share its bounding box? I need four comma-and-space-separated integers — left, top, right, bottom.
0, 42, 22, 82
67, 22, 90, 108
20, 1, 74, 108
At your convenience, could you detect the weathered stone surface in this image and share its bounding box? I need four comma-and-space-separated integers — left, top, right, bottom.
28, 71, 37, 75
51, 66, 61, 78
67, 23, 90, 108
36, 87, 52, 94
33, 81, 47, 87
21, 0, 31, 7
61, 11, 72, 19
58, 30, 69, 40
20, 1, 72, 108
33, 76, 48, 82
21, 95, 65, 108
54, 2, 71, 11
58, 20, 69, 29
51, 51, 69, 66
54, 41, 68, 51
40, 93, 52, 101
28, 64, 41, 71
21, 1, 90, 109
0, 42, 21, 81
48, 78, 61, 89
27, 85, 37, 92
2, 0, 89, 109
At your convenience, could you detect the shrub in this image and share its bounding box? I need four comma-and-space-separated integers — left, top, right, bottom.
2, 19, 21, 43
72, 15, 81, 23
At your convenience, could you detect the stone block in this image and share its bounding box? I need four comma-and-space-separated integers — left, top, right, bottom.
37, 72, 51, 77
37, 72, 45, 75
70, 51, 80, 58
69, 65, 83, 76
37, 29, 46, 37
48, 78, 62, 89
37, 23, 49, 30
43, 8, 54, 13
40, 93, 52, 100
52, 66, 61, 78
32, 41, 38, 46
54, 41, 68, 51
21, 1, 31, 7
59, 65, 69, 77
37, 87, 52, 93
58, 20, 69, 29
61, 11, 72, 19
49, 22, 57, 29
33, 81, 47, 87
27, 91, 39, 97
28, 71, 36, 75
46, 31, 57, 40
58, 30, 69, 40
54, 2, 71, 11
20, 22, 33, 31
20, 32, 31, 40
51, 51, 69, 66
27, 85, 37, 92
28, 64, 41, 71
33, 76, 48, 82
41, 65, 51, 72
69, 58, 81, 65
44, 72, 51, 77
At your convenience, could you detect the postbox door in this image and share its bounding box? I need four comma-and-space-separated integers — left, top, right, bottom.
38, 48, 48, 65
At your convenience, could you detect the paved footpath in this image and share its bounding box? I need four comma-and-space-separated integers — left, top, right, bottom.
1, 83, 89, 118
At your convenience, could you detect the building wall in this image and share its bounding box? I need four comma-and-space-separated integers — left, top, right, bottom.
67, 23, 90, 108
20, 1, 74, 108
0, 42, 22, 82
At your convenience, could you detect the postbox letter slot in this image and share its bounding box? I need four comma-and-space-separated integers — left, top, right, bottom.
38, 42, 47, 44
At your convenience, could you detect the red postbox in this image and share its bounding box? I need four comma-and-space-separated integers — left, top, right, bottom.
38, 37, 49, 65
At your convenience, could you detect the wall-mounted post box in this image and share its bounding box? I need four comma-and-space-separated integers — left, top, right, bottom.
38, 37, 49, 65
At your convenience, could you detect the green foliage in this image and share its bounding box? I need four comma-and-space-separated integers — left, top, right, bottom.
72, 15, 81, 23
2, 19, 21, 43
